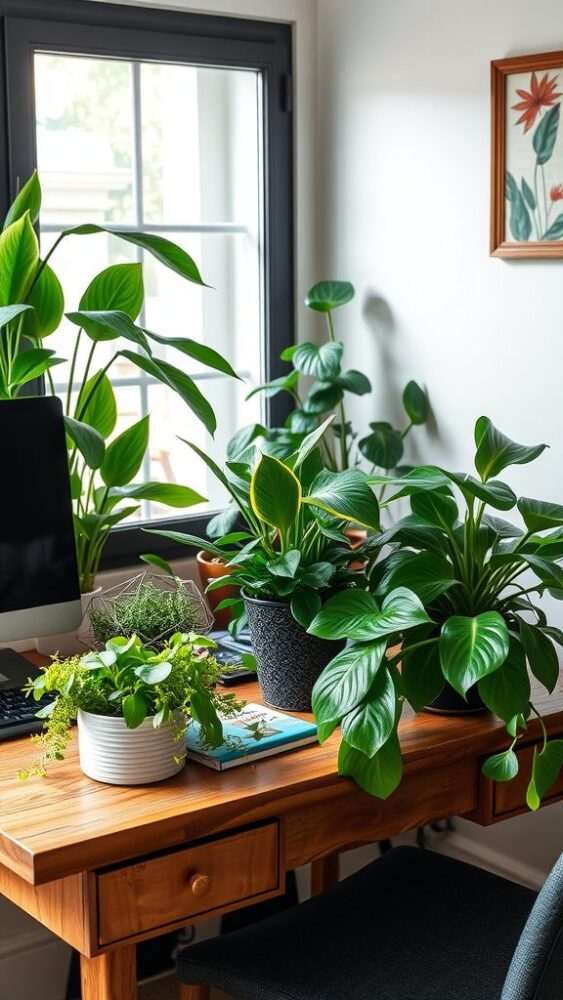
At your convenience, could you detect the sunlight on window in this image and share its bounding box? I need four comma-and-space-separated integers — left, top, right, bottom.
34, 53, 263, 521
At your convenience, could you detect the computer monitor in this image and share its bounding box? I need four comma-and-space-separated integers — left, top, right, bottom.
0, 396, 82, 643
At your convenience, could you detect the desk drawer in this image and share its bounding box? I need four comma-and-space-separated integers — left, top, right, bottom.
97, 822, 281, 945
493, 740, 563, 818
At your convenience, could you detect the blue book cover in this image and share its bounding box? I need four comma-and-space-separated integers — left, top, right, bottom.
186, 703, 318, 770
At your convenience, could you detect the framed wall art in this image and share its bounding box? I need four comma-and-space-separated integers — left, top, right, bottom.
491, 50, 563, 257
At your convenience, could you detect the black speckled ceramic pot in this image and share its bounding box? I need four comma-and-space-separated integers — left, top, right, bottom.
243, 593, 345, 712
425, 680, 486, 714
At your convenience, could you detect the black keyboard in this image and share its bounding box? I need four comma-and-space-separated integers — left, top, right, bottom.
0, 689, 49, 729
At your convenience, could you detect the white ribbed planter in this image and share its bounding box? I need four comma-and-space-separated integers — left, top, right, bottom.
77, 710, 186, 785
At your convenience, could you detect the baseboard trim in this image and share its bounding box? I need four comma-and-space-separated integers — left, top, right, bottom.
442, 831, 545, 890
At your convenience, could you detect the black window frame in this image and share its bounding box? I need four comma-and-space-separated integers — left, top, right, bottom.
0, 0, 294, 568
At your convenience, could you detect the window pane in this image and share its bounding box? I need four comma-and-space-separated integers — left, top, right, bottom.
35, 54, 135, 224
33, 50, 265, 528
140, 63, 261, 226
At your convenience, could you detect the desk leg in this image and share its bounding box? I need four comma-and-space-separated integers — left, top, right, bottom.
80, 945, 137, 1000
311, 854, 339, 895
179, 987, 210, 999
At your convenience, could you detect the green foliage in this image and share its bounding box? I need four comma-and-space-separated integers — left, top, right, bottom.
19, 633, 242, 779
148, 418, 382, 637
89, 579, 208, 649
309, 416, 563, 809
227, 279, 430, 479
0, 173, 237, 591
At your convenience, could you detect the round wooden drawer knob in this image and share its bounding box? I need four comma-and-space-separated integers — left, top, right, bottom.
189, 872, 211, 897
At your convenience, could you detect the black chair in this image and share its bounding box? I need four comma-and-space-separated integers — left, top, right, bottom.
177, 845, 563, 999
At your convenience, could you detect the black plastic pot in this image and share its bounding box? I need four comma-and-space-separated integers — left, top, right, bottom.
243, 593, 345, 712
425, 680, 487, 715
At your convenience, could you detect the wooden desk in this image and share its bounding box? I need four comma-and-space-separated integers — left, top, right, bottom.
1, 661, 562, 1000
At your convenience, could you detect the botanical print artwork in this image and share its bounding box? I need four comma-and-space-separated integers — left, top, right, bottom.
505, 68, 563, 242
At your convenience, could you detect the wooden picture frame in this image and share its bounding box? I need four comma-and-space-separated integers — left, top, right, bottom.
491, 50, 563, 257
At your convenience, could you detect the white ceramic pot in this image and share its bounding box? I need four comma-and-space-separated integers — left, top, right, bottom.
35, 586, 102, 658
77, 709, 186, 785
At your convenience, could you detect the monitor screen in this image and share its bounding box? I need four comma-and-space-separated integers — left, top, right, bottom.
0, 396, 80, 615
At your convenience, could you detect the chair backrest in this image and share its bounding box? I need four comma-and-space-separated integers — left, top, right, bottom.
501, 853, 563, 1000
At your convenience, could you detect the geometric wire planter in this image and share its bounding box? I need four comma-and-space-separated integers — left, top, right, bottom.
79, 571, 214, 652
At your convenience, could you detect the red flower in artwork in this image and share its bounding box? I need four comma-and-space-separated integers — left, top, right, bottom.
551, 184, 563, 201
512, 72, 562, 133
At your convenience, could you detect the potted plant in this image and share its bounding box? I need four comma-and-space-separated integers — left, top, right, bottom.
0, 172, 238, 651
19, 632, 241, 784
195, 550, 241, 629
146, 418, 381, 710
306, 416, 563, 811
86, 571, 213, 651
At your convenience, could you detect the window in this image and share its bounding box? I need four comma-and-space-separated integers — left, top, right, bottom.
0, 0, 293, 565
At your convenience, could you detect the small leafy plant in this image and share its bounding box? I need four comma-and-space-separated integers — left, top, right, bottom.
307, 417, 563, 810
226, 279, 429, 473
0, 172, 238, 591
88, 573, 211, 650
20, 632, 241, 779
147, 417, 381, 636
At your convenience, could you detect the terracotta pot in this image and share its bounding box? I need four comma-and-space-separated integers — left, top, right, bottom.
345, 527, 368, 570
196, 551, 240, 629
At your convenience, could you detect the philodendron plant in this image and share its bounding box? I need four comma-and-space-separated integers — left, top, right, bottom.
307, 417, 563, 810
147, 417, 381, 636
231, 280, 428, 470
211, 280, 429, 538
0, 172, 238, 591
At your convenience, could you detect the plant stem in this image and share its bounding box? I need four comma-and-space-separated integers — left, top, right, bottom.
326, 310, 349, 470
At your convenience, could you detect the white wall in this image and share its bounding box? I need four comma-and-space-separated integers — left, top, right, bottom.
316, 0, 563, 874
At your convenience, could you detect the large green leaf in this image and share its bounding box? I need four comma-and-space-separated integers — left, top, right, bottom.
66, 310, 150, 351
290, 589, 322, 629
358, 422, 404, 469
250, 453, 301, 533
474, 417, 546, 482
482, 749, 519, 782
145, 332, 239, 379
518, 617, 560, 693
303, 468, 379, 530
77, 371, 117, 438
447, 472, 517, 511
410, 489, 458, 530
377, 550, 455, 604
9, 348, 63, 388
121, 351, 216, 436
292, 341, 343, 380
79, 263, 144, 318
64, 416, 105, 470
533, 104, 560, 165
101, 415, 149, 487
21, 263, 64, 339
0, 213, 39, 305
308, 590, 379, 641
517, 497, 563, 533
0, 304, 33, 327
3, 172, 41, 229
507, 184, 532, 241
311, 640, 386, 725
110, 482, 206, 507
341, 667, 396, 757
336, 370, 371, 395
303, 381, 344, 414
291, 415, 335, 471
309, 587, 431, 641
527, 739, 563, 810
478, 638, 530, 723
523, 554, 563, 590
401, 642, 444, 711
305, 280, 355, 312
61, 225, 207, 285
338, 731, 403, 800
439, 612, 509, 696
403, 380, 428, 425
143, 528, 227, 558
